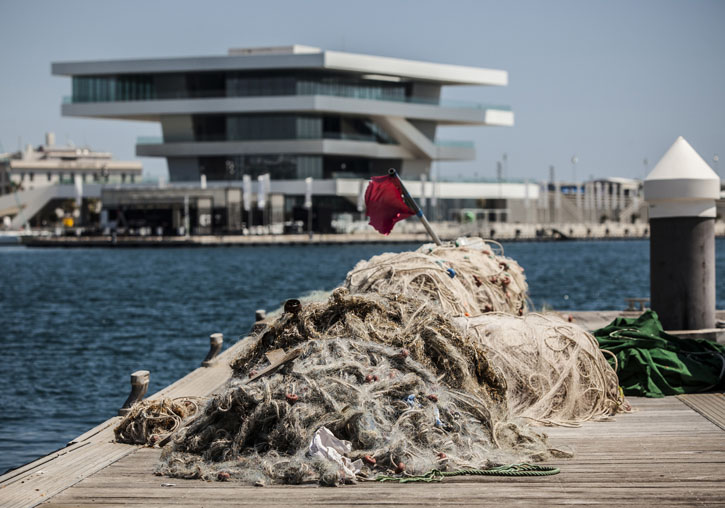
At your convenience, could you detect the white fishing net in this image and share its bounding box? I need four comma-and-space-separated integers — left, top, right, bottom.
151, 239, 620, 486
345, 238, 528, 316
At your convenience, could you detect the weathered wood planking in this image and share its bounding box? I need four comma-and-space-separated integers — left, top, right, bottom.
0, 334, 257, 508
35, 395, 725, 507
678, 393, 725, 431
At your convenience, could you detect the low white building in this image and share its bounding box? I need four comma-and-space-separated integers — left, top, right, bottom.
0, 133, 141, 228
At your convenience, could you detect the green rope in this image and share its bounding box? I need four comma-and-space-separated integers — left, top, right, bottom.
375, 463, 560, 483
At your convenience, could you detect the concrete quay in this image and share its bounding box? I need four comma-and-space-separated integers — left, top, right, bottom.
20, 220, 722, 247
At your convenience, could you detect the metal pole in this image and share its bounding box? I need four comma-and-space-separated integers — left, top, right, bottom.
388, 168, 442, 245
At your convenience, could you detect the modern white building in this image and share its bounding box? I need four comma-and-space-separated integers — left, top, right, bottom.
52, 45, 537, 232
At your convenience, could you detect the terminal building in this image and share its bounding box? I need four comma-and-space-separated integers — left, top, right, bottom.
52, 45, 541, 233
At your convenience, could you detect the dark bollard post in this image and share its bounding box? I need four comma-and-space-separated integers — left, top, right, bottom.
202, 333, 223, 367
644, 136, 720, 331
255, 309, 266, 322
118, 370, 150, 416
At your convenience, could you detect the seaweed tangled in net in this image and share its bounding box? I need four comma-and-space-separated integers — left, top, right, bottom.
158, 337, 552, 486
457, 313, 622, 426
344, 239, 528, 316
115, 397, 202, 446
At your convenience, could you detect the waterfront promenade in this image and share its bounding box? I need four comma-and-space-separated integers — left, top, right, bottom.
18, 221, 725, 247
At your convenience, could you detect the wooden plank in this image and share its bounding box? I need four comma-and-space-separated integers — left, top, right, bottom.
678, 393, 725, 431
0, 334, 260, 508
32, 396, 725, 508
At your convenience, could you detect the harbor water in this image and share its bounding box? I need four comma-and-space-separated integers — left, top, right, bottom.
1, 239, 723, 473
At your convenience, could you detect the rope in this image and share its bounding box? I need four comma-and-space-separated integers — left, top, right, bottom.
375, 463, 560, 483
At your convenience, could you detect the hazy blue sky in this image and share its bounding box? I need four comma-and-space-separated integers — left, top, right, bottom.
1, 0, 723, 181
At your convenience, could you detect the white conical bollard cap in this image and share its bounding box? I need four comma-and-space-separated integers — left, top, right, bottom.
644, 136, 720, 219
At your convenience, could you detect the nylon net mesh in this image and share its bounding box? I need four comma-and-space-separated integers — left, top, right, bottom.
148, 239, 620, 486
344, 239, 528, 316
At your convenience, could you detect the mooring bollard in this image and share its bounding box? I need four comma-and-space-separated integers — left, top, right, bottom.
644, 136, 720, 330
202, 333, 224, 367
255, 309, 266, 322
118, 370, 150, 416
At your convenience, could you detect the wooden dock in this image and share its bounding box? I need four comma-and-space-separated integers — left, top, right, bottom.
17, 396, 725, 507
2, 316, 724, 507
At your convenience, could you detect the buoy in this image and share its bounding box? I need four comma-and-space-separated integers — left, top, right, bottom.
501, 275, 511, 285
568, 314, 574, 322
363, 455, 376, 465
373, 374, 379, 382
399, 349, 409, 359
285, 393, 299, 404
437, 452, 447, 460
395, 462, 406, 473
427, 394, 438, 403
217, 471, 230, 481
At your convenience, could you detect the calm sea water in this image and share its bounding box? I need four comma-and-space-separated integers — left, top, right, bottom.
1, 239, 723, 473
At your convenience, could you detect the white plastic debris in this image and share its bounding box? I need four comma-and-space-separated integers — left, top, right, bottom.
308, 426, 362, 479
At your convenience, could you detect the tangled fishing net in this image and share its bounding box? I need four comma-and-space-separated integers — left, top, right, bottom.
149, 238, 621, 486
457, 313, 621, 426
158, 333, 553, 486
115, 398, 202, 446
345, 238, 528, 316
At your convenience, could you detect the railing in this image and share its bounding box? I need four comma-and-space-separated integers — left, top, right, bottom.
136, 136, 164, 144
63, 92, 511, 112
434, 140, 474, 148
136, 133, 400, 145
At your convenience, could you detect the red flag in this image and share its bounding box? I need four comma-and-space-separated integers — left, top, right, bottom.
365, 175, 414, 235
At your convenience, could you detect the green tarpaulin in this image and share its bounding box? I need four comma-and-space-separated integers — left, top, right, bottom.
594, 310, 725, 398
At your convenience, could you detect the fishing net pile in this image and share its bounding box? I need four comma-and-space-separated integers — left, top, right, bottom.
457, 313, 621, 426
157, 289, 559, 485
345, 238, 528, 316
115, 397, 202, 446
152, 239, 620, 486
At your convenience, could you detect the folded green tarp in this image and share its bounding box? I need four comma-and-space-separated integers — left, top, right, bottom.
593, 310, 725, 397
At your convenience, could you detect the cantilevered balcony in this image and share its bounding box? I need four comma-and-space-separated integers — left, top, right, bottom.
62, 94, 513, 127
135, 136, 474, 161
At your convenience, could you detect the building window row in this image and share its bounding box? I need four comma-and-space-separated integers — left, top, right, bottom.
71, 71, 413, 104
191, 114, 396, 144
193, 155, 401, 181
12, 172, 134, 183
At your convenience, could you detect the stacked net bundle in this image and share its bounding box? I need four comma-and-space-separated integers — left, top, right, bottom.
344, 238, 528, 316
231, 288, 507, 407
156, 289, 569, 485
457, 313, 622, 426
115, 397, 203, 446
158, 337, 553, 486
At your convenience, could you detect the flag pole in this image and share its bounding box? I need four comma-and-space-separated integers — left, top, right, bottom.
388, 168, 442, 245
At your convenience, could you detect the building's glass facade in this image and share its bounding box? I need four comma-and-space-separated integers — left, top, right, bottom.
193, 154, 401, 181
191, 114, 396, 144
71, 71, 412, 104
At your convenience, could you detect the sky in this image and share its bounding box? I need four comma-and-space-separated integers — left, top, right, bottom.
1, 0, 723, 182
